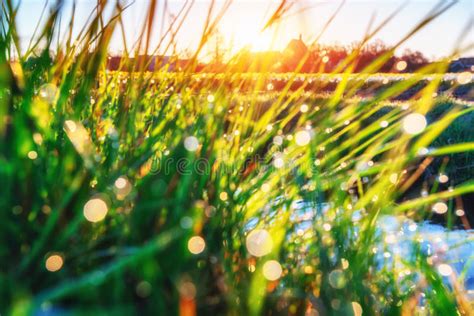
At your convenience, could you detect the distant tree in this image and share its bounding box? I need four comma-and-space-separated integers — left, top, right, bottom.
399, 49, 429, 72
354, 40, 396, 72
208, 29, 227, 72
309, 43, 348, 73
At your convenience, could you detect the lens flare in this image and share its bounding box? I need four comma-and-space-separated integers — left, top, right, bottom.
402, 113, 427, 135
188, 236, 206, 254
83, 197, 108, 222
246, 229, 273, 257
45, 254, 64, 272
263, 260, 282, 281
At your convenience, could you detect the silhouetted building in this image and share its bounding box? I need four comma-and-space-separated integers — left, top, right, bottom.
282, 35, 312, 72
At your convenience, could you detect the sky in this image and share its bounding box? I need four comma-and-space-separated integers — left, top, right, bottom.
13, 0, 474, 60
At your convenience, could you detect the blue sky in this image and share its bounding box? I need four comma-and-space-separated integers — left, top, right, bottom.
14, 0, 474, 59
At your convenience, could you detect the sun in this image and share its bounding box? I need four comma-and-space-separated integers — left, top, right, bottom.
223, 25, 279, 54
244, 31, 276, 52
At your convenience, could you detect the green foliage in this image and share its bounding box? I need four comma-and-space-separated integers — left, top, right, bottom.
0, 1, 473, 315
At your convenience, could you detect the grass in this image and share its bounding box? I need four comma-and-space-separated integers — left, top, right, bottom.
1, 0, 474, 315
